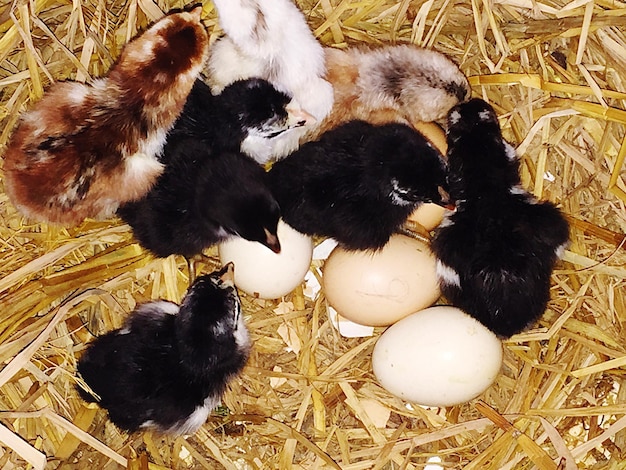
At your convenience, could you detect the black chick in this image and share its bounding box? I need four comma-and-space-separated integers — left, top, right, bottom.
118, 78, 301, 259
430, 98, 570, 338
77, 263, 249, 435
160, 78, 312, 165
268, 120, 450, 250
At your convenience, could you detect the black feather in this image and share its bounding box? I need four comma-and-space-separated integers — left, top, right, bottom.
77, 265, 249, 435
118, 79, 287, 256
268, 120, 449, 250
430, 98, 570, 338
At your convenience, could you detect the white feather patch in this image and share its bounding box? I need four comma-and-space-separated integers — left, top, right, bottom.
438, 214, 455, 228
555, 242, 568, 259
154, 300, 180, 316
389, 178, 412, 206
136, 300, 180, 318
140, 395, 220, 436
509, 185, 527, 196
478, 109, 492, 121
436, 260, 461, 288
67, 84, 89, 105
169, 394, 220, 435
503, 141, 518, 161
234, 311, 250, 350
212, 226, 231, 240
139, 128, 168, 161
241, 129, 304, 165
448, 110, 461, 125
124, 152, 164, 183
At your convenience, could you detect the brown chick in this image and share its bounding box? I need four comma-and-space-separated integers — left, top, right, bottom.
306, 45, 471, 145
3, 7, 209, 225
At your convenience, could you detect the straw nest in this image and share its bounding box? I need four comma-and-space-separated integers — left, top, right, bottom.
1, 0, 625, 468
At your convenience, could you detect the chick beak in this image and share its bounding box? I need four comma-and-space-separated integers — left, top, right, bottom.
219, 262, 235, 286
436, 186, 456, 211
264, 229, 281, 254
286, 100, 316, 129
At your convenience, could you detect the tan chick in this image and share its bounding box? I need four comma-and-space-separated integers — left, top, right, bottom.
3, 7, 209, 225
308, 45, 470, 146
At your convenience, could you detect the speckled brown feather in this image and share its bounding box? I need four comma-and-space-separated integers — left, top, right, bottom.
3, 7, 208, 225
303, 45, 470, 145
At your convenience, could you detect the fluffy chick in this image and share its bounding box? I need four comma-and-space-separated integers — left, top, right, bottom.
430, 98, 570, 338
268, 120, 450, 250
3, 7, 209, 225
117, 79, 298, 259
206, 0, 333, 162
313, 45, 470, 139
207, 29, 471, 162
77, 263, 249, 435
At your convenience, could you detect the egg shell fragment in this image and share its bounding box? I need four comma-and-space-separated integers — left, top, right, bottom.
322, 234, 440, 327
372, 306, 503, 407
407, 203, 446, 232
412, 121, 447, 155
218, 220, 313, 299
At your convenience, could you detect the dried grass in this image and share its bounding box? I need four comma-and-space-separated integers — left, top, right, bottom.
0, 0, 625, 468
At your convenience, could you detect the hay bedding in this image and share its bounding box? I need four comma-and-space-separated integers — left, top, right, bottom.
0, 0, 625, 468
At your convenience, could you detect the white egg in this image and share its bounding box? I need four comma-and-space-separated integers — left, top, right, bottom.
218, 220, 313, 299
322, 235, 440, 327
372, 306, 502, 407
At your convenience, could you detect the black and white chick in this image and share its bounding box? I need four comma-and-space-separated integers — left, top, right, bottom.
268, 120, 450, 251
430, 98, 570, 338
118, 78, 308, 260
207, 0, 333, 162
77, 263, 250, 435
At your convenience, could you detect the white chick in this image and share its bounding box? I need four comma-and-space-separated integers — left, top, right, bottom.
207, 0, 334, 162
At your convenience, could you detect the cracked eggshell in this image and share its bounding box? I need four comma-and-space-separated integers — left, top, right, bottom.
322, 234, 440, 327
372, 306, 503, 407
407, 203, 447, 232
218, 220, 313, 299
